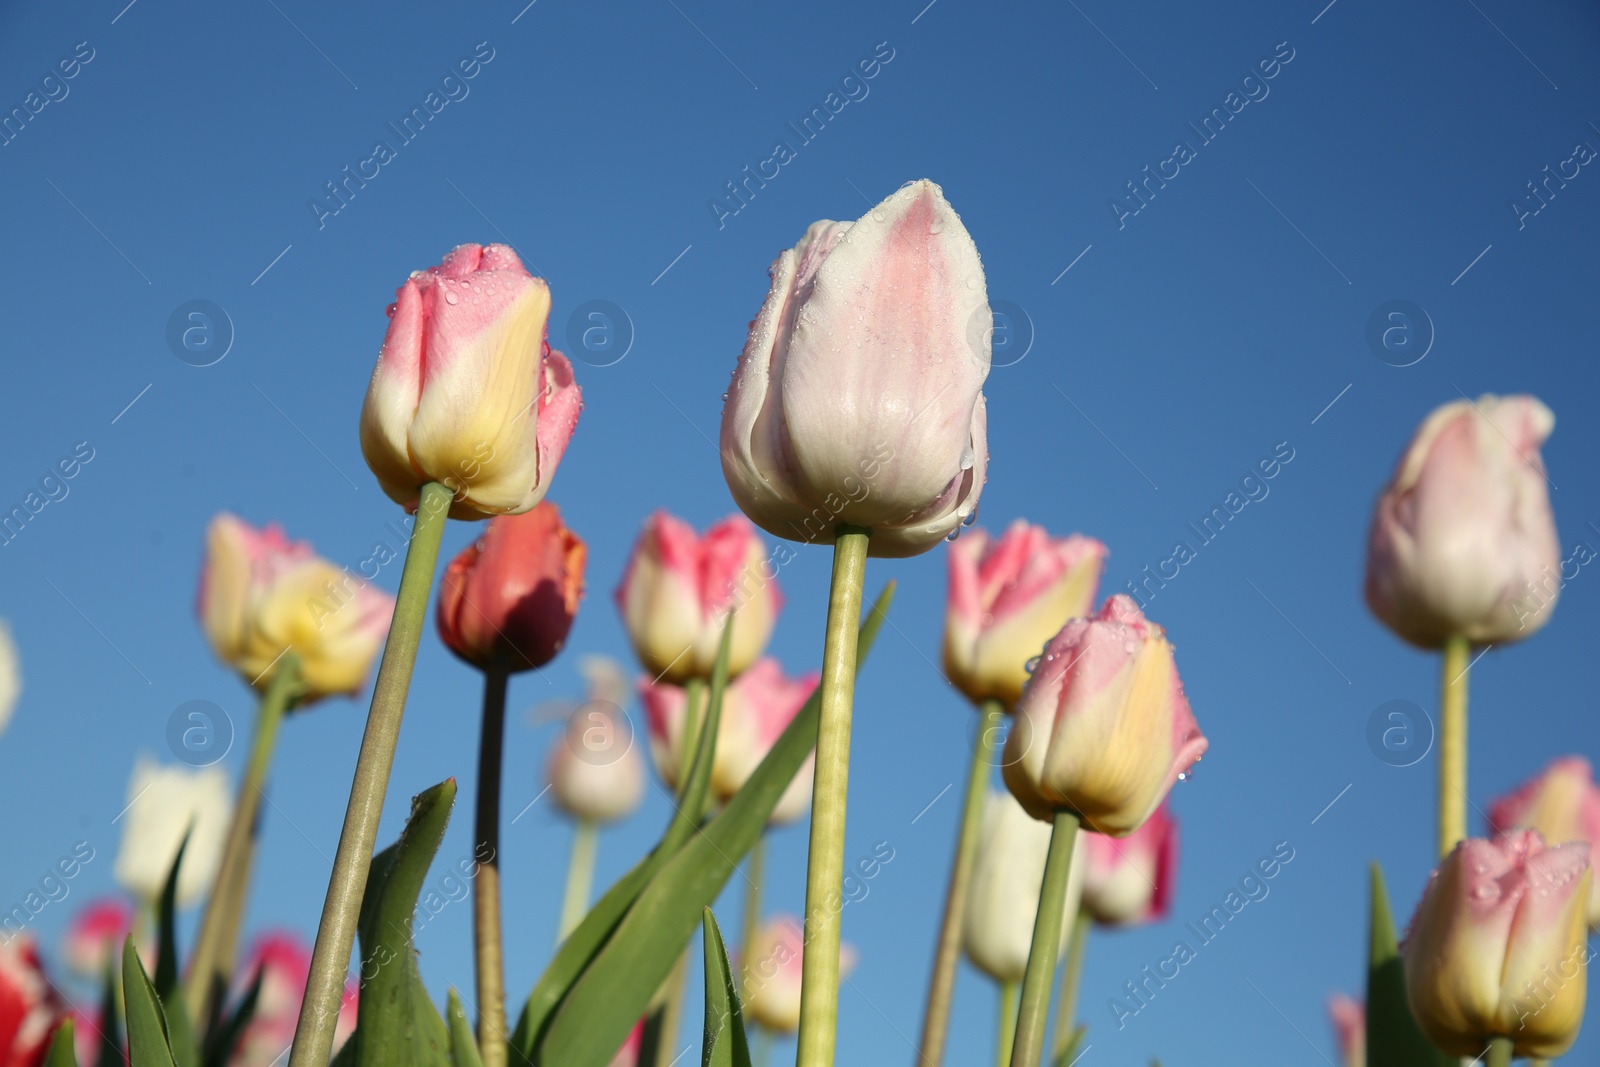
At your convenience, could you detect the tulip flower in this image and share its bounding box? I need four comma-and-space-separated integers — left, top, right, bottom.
438, 501, 586, 673
615, 512, 779, 684
230, 934, 358, 1067
608, 1021, 644, 1067
944, 523, 1106, 712
114, 757, 232, 907
742, 916, 855, 1034
359, 242, 582, 519
1489, 756, 1600, 927
1326, 994, 1365, 1067
1080, 802, 1177, 927
547, 701, 646, 826
1403, 831, 1590, 1058
0, 937, 63, 1066
1003, 595, 1206, 836
1365, 394, 1561, 648
720, 179, 990, 558
0, 620, 17, 740
62, 899, 134, 980
962, 791, 1087, 985
199, 514, 393, 700
640, 657, 818, 824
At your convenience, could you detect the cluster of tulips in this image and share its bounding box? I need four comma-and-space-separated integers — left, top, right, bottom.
0, 176, 1589, 1067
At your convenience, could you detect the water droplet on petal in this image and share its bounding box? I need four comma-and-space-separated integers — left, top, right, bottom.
945, 527, 961, 542
929, 217, 945, 235
444, 289, 459, 306
1474, 884, 1497, 901
965, 276, 981, 290
873, 210, 888, 223
1023, 655, 1041, 675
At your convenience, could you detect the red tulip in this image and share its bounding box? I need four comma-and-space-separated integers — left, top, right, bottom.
0, 937, 64, 1067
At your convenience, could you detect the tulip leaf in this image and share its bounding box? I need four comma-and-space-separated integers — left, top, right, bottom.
44, 1018, 78, 1067
699, 908, 753, 1067
510, 611, 742, 1061
93, 957, 124, 1067
536, 584, 896, 1067
154, 829, 200, 1067
1366, 862, 1452, 1067
200, 963, 263, 1067
123, 936, 178, 1067
341, 779, 457, 1067
1051, 1026, 1086, 1067
445, 988, 485, 1067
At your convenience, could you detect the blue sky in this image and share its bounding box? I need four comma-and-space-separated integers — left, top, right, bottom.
2, 0, 1598, 1062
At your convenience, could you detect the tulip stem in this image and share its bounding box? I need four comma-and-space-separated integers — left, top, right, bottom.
1051, 908, 1091, 1060
184, 652, 302, 1031
474, 664, 510, 1067
1010, 810, 1081, 1067
288, 481, 453, 1067
741, 834, 765, 984
556, 819, 598, 944
795, 524, 871, 1067
916, 698, 1005, 1065
1439, 635, 1471, 858
679, 677, 707, 795
995, 981, 1017, 1067
1484, 1036, 1512, 1067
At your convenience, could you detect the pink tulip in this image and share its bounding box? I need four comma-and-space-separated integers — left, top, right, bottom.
720, 179, 990, 557
943, 521, 1106, 710
546, 700, 646, 825
360, 242, 581, 520
1080, 802, 1177, 926
608, 1020, 644, 1067
0, 937, 63, 1067
1326, 994, 1365, 1067
1489, 756, 1600, 926
437, 500, 587, 672
1403, 831, 1591, 1057
741, 916, 855, 1033
227, 932, 324, 1067
199, 514, 393, 699
1365, 394, 1561, 647
1002, 595, 1206, 835
61, 898, 134, 980
640, 658, 818, 823
615, 512, 779, 684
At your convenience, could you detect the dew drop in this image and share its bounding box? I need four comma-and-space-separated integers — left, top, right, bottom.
962, 508, 978, 527
945, 527, 960, 542
1176, 771, 1189, 782
1474, 884, 1497, 901
1023, 655, 1041, 675
444, 290, 459, 305
965, 276, 980, 290
873, 210, 888, 223
929, 217, 945, 235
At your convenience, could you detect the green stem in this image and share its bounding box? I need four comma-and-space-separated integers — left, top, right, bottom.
678, 677, 707, 797
1051, 909, 1091, 1060
741, 835, 765, 984
474, 665, 510, 1067
184, 652, 302, 1029
995, 981, 1017, 1067
1485, 1035, 1513, 1067
1439, 635, 1470, 858
916, 698, 1004, 1065
556, 819, 599, 944
288, 481, 452, 1067
794, 525, 870, 1067
1010, 811, 1081, 1067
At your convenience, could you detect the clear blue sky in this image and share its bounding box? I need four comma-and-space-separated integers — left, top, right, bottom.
2, 0, 1598, 1062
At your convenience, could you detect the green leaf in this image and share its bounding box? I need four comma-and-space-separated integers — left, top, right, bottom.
343, 779, 458, 1067
1366, 862, 1451, 1067
122, 936, 178, 1067
536, 584, 896, 1067
93, 958, 124, 1067
446, 988, 485, 1067
510, 614, 743, 1062
154, 830, 199, 1067
1050, 1026, 1086, 1067
200, 964, 263, 1067
43, 1018, 78, 1067
699, 909, 752, 1067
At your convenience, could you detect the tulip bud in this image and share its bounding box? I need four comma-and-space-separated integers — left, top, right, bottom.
943, 522, 1106, 710
741, 916, 855, 1033
639, 658, 817, 824
359, 242, 582, 520
1002, 596, 1206, 835
1326, 994, 1365, 1067
615, 512, 779, 684
62, 899, 134, 980
720, 179, 990, 558
437, 501, 586, 672
1080, 803, 1177, 927
546, 701, 645, 825
1489, 756, 1600, 927
1365, 394, 1561, 647
113, 757, 232, 906
1403, 831, 1590, 1058
0, 937, 63, 1065
199, 515, 393, 701
962, 790, 1087, 983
